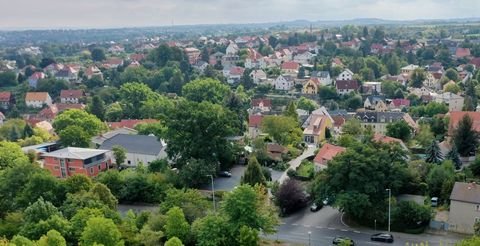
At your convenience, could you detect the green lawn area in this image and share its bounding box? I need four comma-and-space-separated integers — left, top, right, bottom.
296, 160, 314, 178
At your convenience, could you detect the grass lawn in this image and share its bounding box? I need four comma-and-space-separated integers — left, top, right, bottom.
296, 161, 314, 178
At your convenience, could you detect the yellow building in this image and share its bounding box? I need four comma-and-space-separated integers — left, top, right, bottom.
302, 78, 320, 94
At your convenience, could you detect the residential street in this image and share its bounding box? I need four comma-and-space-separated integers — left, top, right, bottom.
277, 145, 316, 184
269, 206, 465, 246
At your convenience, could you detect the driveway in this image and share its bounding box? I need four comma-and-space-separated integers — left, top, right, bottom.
277, 145, 316, 184
200, 165, 246, 191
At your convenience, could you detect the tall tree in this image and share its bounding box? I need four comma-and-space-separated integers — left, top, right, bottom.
164, 207, 190, 243
112, 145, 126, 166
241, 157, 266, 187
425, 140, 443, 164
409, 68, 426, 88
283, 101, 298, 121
386, 121, 412, 141
0, 141, 29, 169
446, 146, 462, 169
453, 114, 479, 157
91, 48, 106, 61
81, 217, 123, 246
88, 95, 105, 121
182, 78, 230, 104
53, 109, 105, 137
261, 116, 302, 145
274, 178, 307, 215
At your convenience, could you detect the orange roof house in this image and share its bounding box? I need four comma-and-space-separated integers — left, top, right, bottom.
313, 143, 346, 170
448, 111, 480, 136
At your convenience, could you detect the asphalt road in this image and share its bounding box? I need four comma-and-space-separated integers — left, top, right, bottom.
271, 206, 464, 246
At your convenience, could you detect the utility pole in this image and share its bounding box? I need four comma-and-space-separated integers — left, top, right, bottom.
386, 188, 391, 232
207, 175, 215, 213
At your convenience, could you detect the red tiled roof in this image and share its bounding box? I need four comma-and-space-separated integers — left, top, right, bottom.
38, 105, 58, 119
25, 92, 49, 101
60, 90, 84, 99
331, 115, 346, 128
373, 133, 403, 145
456, 48, 471, 58
248, 115, 263, 127
130, 53, 145, 61
229, 66, 245, 76
0, 91, 11, 102
251, 98, 272, 107
281, 61, 299, 70
391, 99, 411, 107
57, 103, 85, 111
470, 57, 480, 68
313, 143, 346, 166
29, 72, 46, 80
336, 80, 359, 90
108, 119, 158, 129
267, 143, 288, 154
448, 111, 480, 135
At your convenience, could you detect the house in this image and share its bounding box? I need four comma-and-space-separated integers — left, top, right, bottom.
373, 133, 408, 150
25, 92, 52, 108
84, 66, 103, 80
388, 99, 411, 110
448, 111, 480, 136
108, 45, 125, 54
44, 63, 64, 75
129, 53, 146, 62
209, 52, 224, 65
274, 75, 294, 91
354, 112, 417, 135
335, 80, 359, 95
313, 143, 346, 171
28, 72, 46, 88
433, 92, 464, 112
108, 119, 158, 129
362, 82, 382, 94
448, 182, 480, 234
245, 48, 265, 69
221, 54, 240, 67
0, 91, 13, 110
0, 112, 5, 124
251, 98, 272, 113
331, 57, 344, 68
55, 66, 78, 82
300, 78, 317, 94
226, 42, 239, 55
455, 48, 471, 58
226, 66, 245, 84
42, 147, 111, 178
311, 71, 332, 86
185, 47, 201, 64
266, 143, 288, 161
336, 69, 354, 81
293, 51, 314, 65
192, 61, 208, 73
128, 61, 141, 68
99, 134, 167, 167
250, 70, 267, 84
248, 115, 263, 139
401, 64, 419, 75
91, 127, 138, 146
103, 58, 124, 69
424, 72, 441, 89
60, 90, 85, 104
303, 114, 333, 146
364, 95, 386, 110
281, 61, 300, 75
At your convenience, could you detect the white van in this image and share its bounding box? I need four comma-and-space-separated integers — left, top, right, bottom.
431, 197, 439, 207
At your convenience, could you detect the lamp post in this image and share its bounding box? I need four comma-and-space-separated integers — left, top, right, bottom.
374, 219, 377, 232
386, 188, 391, 232
207, 175, 215, 213
308, 231, 311, 246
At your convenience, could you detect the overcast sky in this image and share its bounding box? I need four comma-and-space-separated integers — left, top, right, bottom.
0, 0, 478, 29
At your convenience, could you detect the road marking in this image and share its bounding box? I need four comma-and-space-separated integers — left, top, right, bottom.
303, 224, 311, 228
315, 226, 323, 229
279, 222, 286, 225
292, 223, 299, 226
327, 227, 335, 230
353, 230, 361, 233
341, 229, 348, 232
340, 212, 350, 228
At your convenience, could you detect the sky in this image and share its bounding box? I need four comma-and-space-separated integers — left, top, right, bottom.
0, 0, 479, 29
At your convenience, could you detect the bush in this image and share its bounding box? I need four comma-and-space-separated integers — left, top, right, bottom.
391, 201, 432, 232
275, 179, 307, 215
295, 161, 314, 180
286, 169, 297, 178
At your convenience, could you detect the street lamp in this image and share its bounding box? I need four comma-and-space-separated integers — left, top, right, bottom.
207, 175, 216, 213
308, 231, 311, 246
386, 188, 391, 232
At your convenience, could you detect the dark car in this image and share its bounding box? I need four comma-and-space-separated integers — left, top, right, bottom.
218, 171, 232, 177
371, 233, 394, 243
310, 202, 323, 212
332, 236, 355, 245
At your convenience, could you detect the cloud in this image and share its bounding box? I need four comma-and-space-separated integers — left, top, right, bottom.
0, 0, 478, 29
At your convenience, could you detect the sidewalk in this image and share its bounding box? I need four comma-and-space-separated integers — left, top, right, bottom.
276, 145, 316, 184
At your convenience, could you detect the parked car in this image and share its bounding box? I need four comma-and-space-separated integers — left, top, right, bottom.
371, 233, 394, 243
218, 171, 232, 177
310, 202, 323, 212
333, 236, 355, 245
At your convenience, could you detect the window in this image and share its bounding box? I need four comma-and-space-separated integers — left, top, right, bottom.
98, 165, 101, 171
68, 167, 75, 171
476, 205, 480, 211
90, 167, 94, 174
54, 166, 59, 170
127, 160, 131, 165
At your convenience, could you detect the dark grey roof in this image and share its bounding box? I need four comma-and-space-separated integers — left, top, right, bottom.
450, 182, 480, 204
311, 71, 330, 78
99, 134, 164, 156
354, 111, 404, 123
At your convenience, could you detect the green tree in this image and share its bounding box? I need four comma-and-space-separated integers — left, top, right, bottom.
119, 82, 158, 119
192, 214, 230, 246
386, 53, 400, 75
444, 83, 461, 94
426, 161, 455, 201
409, 68, 426, 88
36, 78, 69, 98
237, 226, 259, 246
342, 118, 363, 136
65, 174, 93, 194
283, 101, 298, 121
0, 141, 29, 169
445, 68, 459, 81
386, 121, 412, 141
164, 207, 190, 243
415, 124, 435, 148
112, 145, 126, 166
163, 100, 235, 164
58, 125, 90, 147
70, 208, 105, 240
425, 140, 443, 164
0, 71, 18, 87
391, 201, 431, 230
105, 102, 124, 122
182, 78, 230, 104
53, 109, 105, 137
88, 95, 105, 121
160, 188, 210, 223
241, 157, 267, 186
222, 185, 279, 234
456, 236, 480, 246
165, 237, 183, 246
447, 146, 462, 169
297, 97, 318, 113
81, 217, 123, 246
453, 114, 479, 156
91, 48, 106, 61
261, 115, 302, 145
37, 229, 66, 246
